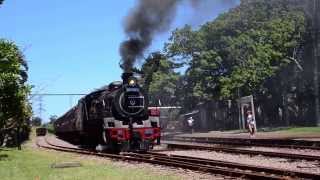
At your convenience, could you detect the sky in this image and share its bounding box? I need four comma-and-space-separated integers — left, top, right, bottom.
0, 0, 238, 122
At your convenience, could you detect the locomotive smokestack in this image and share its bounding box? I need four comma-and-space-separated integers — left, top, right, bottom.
122, 72, 134, 84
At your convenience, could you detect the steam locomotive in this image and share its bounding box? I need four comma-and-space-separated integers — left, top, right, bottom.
54, 73, 161, 152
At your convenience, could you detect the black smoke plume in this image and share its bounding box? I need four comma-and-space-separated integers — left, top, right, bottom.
120, 0, 179, 72
119, 0, 239, 72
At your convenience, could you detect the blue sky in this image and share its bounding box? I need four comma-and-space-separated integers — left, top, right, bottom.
0, 0, 238, 122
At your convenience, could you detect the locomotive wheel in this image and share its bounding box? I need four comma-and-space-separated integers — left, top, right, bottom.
110, 141, 120, 153
101, 130, 120, 153
157, 137, 161, 145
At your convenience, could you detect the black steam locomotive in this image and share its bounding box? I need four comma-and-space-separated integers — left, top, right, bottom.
54, 73, 161, 152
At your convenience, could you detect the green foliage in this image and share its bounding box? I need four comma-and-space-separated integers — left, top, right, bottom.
31, 117, 42, 126
148, 61, 180, 106
49, 115, 58, 124
41, 115, 57, 134
44, 123, 54, 134
140, 52, 180, 106
165, 25, 205, 63
0, 39, 32, 147
165, 0, 307, 104
187, 50, 222, 100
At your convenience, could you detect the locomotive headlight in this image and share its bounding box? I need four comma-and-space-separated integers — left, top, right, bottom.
128, 79, 136, 86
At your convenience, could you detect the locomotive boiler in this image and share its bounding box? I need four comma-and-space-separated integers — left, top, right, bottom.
54, 73, 161, 152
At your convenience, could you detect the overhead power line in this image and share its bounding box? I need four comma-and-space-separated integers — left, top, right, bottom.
31, 93, 87, 96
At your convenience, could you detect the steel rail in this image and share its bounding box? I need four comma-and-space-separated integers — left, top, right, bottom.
44, 136, 172, 153
44, 137, 87, 151
37, 138, 279, 179
38, 137, 320, 179
165, 136, 320, 150
164, 142, 320, 161
143, 152, 320, 179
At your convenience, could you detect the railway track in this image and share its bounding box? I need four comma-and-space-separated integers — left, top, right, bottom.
164, 141, 320, 162
37, 137, 320, 179
164, 136, 320, 150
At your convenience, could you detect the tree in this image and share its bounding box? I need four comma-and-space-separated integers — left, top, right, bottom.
140, 52, 162, 95
31, 117, 42, 126
0, 39, 32, 148
140, 52, 181, 106
162, 0, 320, 127
49, 115, 58, 124
166, 0, 306, 99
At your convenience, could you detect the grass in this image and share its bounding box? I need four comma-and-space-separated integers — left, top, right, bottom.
258, 126, 293, 132
0, 148, 178, 180
200, 126, 320, 134
257, 126, 320, 133
277, 127, 320, 133
0, 129, 178, 180
208, 126, 320, 135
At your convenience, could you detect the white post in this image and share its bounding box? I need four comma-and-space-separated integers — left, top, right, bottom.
241, 104, 246, 130
238, 103, 242, 130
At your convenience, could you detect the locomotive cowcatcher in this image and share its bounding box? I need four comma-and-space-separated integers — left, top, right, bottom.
54, 73, 161, 152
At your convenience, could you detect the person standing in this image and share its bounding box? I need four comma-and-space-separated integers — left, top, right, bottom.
187, 117, 194, 134
246, 111, 255, 137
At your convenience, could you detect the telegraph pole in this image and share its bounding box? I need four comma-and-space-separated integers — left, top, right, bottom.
37, 95, 45, 120
30, 93, 86, 120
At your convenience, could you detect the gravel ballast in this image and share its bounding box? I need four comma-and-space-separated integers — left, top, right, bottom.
159, 150, 320, 174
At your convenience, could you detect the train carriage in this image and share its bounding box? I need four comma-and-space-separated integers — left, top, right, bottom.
36, 127, 47, 136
